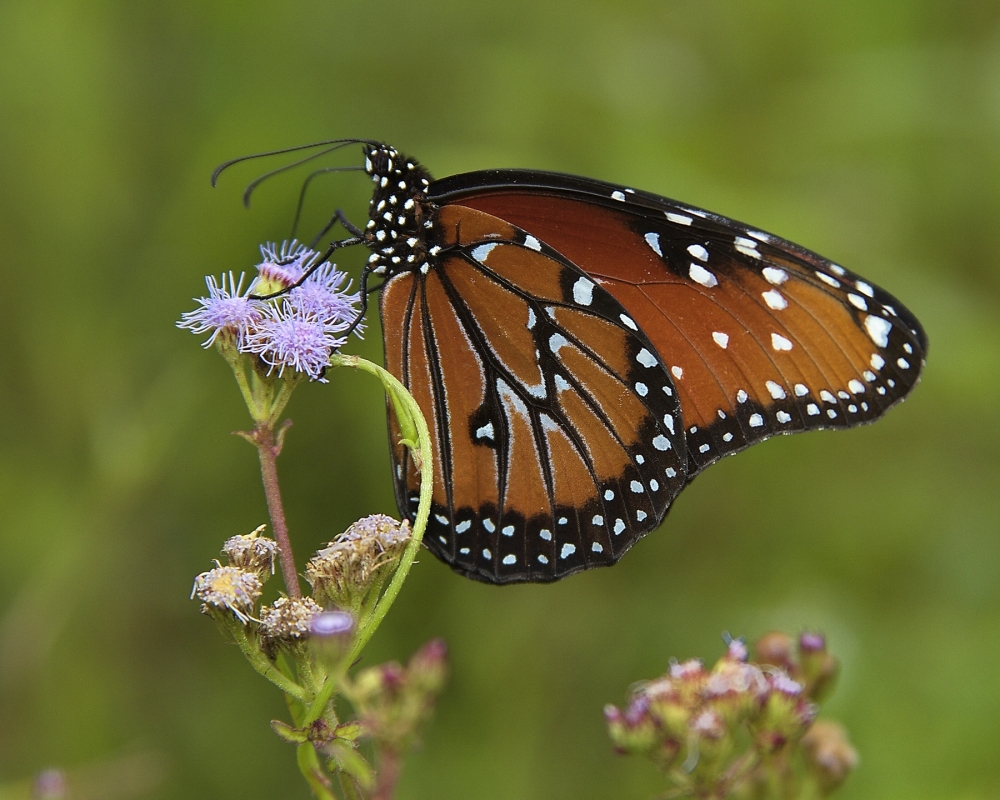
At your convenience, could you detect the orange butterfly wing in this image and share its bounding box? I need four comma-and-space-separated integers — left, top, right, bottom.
380, 204, 687, 583
434, 177, 926, 475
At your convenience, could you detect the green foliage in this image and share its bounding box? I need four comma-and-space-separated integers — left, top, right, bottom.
0, 1, 998, 799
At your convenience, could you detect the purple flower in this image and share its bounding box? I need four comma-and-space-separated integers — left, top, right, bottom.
243, 300, 349, 381
288, 262, 364, 336
177, 272, 262, 347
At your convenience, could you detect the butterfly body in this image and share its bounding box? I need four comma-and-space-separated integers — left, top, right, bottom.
357, 143, 926, 584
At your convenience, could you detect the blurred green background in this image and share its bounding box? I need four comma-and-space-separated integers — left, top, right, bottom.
1, 0, 997, 798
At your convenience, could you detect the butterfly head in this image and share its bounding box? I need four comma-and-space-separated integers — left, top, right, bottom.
362, 143, 435, 279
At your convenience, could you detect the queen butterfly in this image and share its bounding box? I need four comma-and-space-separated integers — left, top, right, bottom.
228, 140, 927, 584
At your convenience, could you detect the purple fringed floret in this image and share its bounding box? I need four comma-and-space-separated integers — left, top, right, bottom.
179, 241, 363, 381
177, 272, 262, 347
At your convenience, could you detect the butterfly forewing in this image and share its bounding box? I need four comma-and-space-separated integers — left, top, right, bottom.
380, 204, 686, 583
429, 173, 927, 477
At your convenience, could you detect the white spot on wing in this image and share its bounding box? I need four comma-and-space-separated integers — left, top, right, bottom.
573, 277, 595, 306
763, 267, 788, 285
475, 422, 494, 440
456, 520, 471, 533
712, 331, 729, 349
766, 381, 786, 399
592, 542, 603, 553
523, 235, 542, 251
848, 293, 868, 310
620, 313, 638, 330
502, 554, 516, 565
611, 191, 626, 201
737, 389, 748, 403
848, 379, 865, 394
794, 383, 808, 396
687, 244, 709, 261
671, 365, 684, 379
864, 315, 891, 348
637, 348, 657, 368
644, 232, 662, 256
689, 263, 719, 288
762, 290, 788, 310
471, 243, 497, 263
749, 413, 764, 427
776, 410, 792, 423
666, 212, 693, 225
771, 333, 793, 351
560, 543, 576, 559
549, 333, 569, 355
856, 280, 874, 297
653, 435, 671, 451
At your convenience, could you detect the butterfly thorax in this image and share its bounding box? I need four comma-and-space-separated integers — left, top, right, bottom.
362, 143, 439, 279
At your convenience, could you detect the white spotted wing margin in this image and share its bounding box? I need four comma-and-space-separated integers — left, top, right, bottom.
380, 210, 688, 584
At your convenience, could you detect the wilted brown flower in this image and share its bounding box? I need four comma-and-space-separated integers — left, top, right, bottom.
192, 566, 262, 623
305, 515, 411, 611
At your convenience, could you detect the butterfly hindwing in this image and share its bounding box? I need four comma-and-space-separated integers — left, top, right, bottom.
380, 204, 686, 583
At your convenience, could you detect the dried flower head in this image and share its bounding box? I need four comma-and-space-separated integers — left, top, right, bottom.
306, 515, 411, 611
222, 525, 277, 579
259, 596, 323, 653
192, 566, 262, 623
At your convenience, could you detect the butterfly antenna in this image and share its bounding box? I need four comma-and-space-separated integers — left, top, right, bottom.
211, 137, 378, 187
290, 165, 365, 239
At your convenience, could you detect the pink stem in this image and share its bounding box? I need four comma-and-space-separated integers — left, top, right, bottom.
254, 423, 302, 598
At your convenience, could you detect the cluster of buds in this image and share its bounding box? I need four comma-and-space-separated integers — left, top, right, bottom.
305, 514, 411, 613
346, 638, 450, 757
605, 633, 855, 799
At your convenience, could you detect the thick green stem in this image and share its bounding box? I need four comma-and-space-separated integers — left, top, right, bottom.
297, 743, 338, 800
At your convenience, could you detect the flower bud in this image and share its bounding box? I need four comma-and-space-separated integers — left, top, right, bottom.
309, 610, 356, 665
259, 596, 322, 655
754, 631, 795, 673
305, 515, 411, 611
703, 658, 768, 726
798, 632, 840, 702
192, 566, 261, 624
408, 638, 449, 696
605, 695, 659, 755
222, 525, 277, 580
754, 672, 816, 753
801, 719, 859, 793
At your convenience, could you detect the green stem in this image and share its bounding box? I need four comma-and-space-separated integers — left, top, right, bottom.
297, 743, 338, 800
231, 625, 309, 703
330, 355, 432, 665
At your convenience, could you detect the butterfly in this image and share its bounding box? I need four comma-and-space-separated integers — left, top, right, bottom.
223, 139, 927, 584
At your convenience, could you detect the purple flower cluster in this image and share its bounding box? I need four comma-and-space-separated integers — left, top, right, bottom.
178, 241, 363, 381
